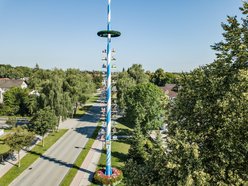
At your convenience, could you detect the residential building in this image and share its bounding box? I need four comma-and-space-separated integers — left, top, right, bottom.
161, 84, 178, 100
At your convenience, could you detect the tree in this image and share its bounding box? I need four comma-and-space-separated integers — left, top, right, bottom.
39, 75, 68, 120
2, 87, 30, 116
29, 107, 57, 147
167, 3, 248, 184
150, 68, 167, 86
91, 71, 103, 89
28, 68, 96, 119
5, 127, 35, 167
127, 64, 149, 84
23, 94, 38, 116
127, 123, 151, 164
63, 69, 95, 116
124, 127, 166, 186
0, 64, 32, 79
125, 2, 248, 185
124, 83, 168, 133
150, 68, 179, 86
116, 71, 136, 110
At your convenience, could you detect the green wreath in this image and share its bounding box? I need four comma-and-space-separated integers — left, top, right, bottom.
97, 30, 121, 38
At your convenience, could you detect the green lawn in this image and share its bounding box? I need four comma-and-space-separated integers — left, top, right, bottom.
60, 125, 101, 186
2, 129, 12, 133
113, 121, 133, 136
73, 94, 99, 118
98, 140, 131, 170
92, 122, 132, 186
0, 129, 68, 186
73, 105, 92, 118
99, 122, 132, 169
86, 94, 99, 104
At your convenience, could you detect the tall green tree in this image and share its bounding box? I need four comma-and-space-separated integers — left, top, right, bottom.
125, 128, 165, 186
2, 87, 30, 116
39, 74, 69, 120
116, 71, 136, 110
124, 83, 168, 133
63, 69, 95, 116
167, 3, 248, 184
127, 64, 149, 84
29, 107, 57, 147
5, 127, 35, 167
150, 68, 167, 86
23, 94, 38, 116
125, 2, 248, 185
150, 68, 179, 86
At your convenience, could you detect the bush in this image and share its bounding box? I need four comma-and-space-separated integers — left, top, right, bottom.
93, 168, 123, 186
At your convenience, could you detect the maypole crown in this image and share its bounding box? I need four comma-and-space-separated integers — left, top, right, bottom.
97, 30, 121, 38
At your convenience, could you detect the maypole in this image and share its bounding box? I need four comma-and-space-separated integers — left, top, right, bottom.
97, 0, 121, 176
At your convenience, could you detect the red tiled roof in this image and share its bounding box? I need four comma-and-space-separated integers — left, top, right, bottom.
160, 84, 178, 98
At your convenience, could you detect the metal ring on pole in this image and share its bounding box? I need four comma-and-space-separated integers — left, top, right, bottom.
97, 30, 121, 38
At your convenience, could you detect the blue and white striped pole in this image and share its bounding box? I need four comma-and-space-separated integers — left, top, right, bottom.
97, 0, 120, 177
105, 0, 112, 176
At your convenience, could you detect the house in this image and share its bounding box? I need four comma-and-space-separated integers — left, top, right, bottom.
29, 90, 40, 96
161, 84, 178, 100
0, 78, 28, 103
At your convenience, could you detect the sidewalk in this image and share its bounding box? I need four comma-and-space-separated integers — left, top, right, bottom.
71, 134, 104, 186
0, 139, 38, 178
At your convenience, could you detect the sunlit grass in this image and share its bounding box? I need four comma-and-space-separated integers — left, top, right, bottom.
86, 94, 99, 104
91, 122, 132, 186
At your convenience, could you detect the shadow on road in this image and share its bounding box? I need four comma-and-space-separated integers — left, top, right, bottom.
27, 150, 93, 174
74, 126, 97, 139
76, 105, 101, 124
23, 104, 103, 175
91, 148, 102, 153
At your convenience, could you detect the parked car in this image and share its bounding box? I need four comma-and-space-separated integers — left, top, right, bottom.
16, 118, 29, 126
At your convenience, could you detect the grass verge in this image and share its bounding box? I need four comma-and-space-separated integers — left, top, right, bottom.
59, 125, 101, 186
0, 129, 68, 186
91, 122, 132, 186
73, 105, 92, 118
73, 94, 99, 118
86, 94, 99, 104
97, 140, 131, 170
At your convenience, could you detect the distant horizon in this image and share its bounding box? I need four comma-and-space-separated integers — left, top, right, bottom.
0, 0, 243, 72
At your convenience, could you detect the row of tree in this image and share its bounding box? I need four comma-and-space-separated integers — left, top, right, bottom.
0, 67, 99, 119
0, 64, 33, 79
4, 107, 57, 167
116, 64, 177, 114
121, 2, 248, 185
1, 66, 101, 166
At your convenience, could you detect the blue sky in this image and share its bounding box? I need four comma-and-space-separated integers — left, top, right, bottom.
0, 0, 243, 72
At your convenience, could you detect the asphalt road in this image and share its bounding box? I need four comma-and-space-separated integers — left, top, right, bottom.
10, 104, 101, 186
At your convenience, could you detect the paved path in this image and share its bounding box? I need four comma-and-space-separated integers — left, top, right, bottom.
9, 104, 101, 186
71, 133, 104, 186
0, 136, 42, 178
0, 145, 33, 178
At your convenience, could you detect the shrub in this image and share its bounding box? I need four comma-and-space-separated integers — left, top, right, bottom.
93, 168, 123, 186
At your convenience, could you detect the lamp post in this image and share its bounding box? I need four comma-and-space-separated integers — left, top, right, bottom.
97, 0, 121, 176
